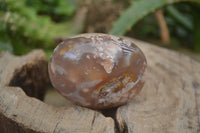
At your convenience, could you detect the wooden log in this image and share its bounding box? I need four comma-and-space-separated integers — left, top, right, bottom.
0, 38, 200, 133
0, 50, 115, 133
0, 50, 49, 100
116, 39, 200, 133
0, 86, 115, 133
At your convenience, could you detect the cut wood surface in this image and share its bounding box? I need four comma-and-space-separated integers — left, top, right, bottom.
0, 50, 115, 133
0, 50, 48, 100
0, 86, 115, 133
0, 38, 200, 133
116, 38, 200, 133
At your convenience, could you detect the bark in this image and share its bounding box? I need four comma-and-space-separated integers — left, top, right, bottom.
116, 38, 200, 133
0, 50, 115, 133
0, 38, 200, 133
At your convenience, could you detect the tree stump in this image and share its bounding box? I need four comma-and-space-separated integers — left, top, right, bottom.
0, 38, 200, 133
0, 50, 114, 133
116, 39, 200, 133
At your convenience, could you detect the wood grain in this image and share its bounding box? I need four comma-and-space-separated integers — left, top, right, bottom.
0, 50, 48, 100
1, 38, 200, 133
0, 86, 115, 133
116, 39, 200, 133
0, 50, 115, 133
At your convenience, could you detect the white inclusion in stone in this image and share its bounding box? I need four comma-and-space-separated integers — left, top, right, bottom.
51, 62, 56, 74
56, 65, 67, 75
61, 84, 66, 87
100, 61, 114, 74
125, 54, 131, 66
123, 77, 140, 94
99, 52, 104, 58
99, 43, 122, 73
97, 46, 103, 52
82, 88, 89, 93
122, 39, 132, 47
76, 79, 102, 89
84, 72, 88, 75
121, 45, 137, 53
98, 98, 106, 103
109, 35, 132, 47
68, 34, 124, 73
63, 52, 78, 60
86, 54, 90, 59
98, 97, 111, 106
84, 69, 91, 75
96, 35, 104, 42
106, 43, 122, 59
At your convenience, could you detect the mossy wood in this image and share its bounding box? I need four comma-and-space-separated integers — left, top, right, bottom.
0, 38, 200, 133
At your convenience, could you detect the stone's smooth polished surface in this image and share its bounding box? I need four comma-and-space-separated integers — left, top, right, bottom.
48, 33, 147, 109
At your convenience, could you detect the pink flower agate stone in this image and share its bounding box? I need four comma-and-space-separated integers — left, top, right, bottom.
48, 33, 147, 109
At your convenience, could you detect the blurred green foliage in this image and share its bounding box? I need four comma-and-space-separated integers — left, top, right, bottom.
0, 0, 78, 55
110, 0, 200, 52
0, 0, 200, 56
26, 0, 76, 22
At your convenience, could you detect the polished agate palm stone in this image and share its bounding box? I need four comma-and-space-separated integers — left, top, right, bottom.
48, 33, 147, 109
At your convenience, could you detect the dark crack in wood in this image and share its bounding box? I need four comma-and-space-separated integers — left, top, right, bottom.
192, 81, 200, 132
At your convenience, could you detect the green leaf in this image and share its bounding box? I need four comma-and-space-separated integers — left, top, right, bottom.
0, 0, 80, 50
165, 5, 193, 32
110, 0, 200, 35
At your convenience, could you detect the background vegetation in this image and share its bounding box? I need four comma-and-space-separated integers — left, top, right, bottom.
0, 0, 200, 60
